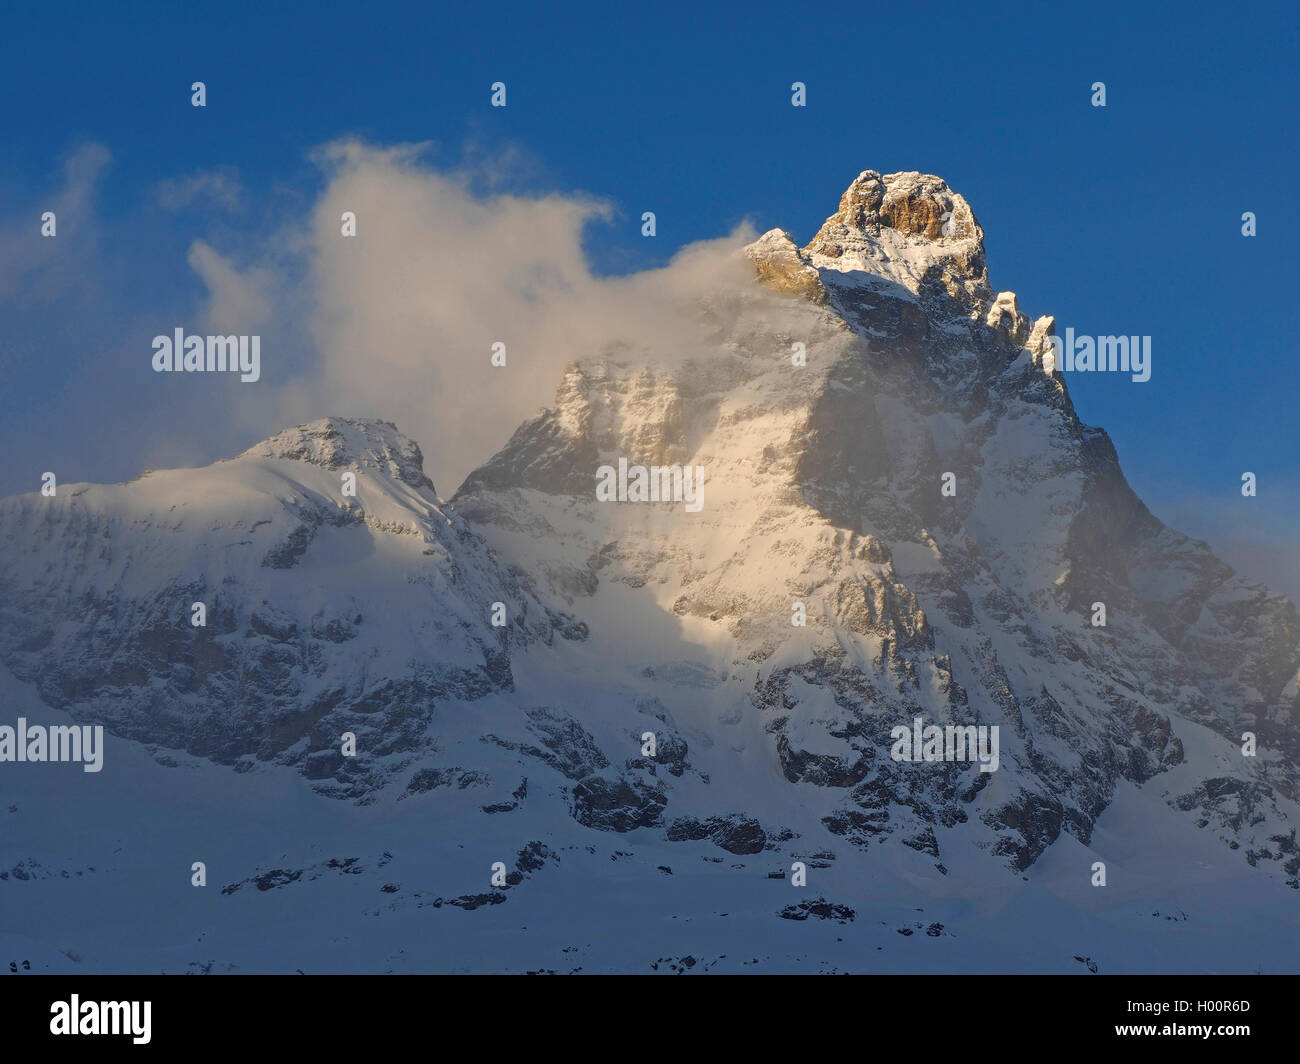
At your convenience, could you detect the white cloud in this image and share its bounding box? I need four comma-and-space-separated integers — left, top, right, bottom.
0, 141, 110, 302
186, 240, 275, 331
156, 169, 243, 213
191, 138, 761, 497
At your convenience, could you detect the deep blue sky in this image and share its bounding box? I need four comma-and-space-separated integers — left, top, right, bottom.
1, 0, 1296, 594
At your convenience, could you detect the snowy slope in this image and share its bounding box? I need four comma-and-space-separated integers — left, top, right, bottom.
3, 668, 1298, 974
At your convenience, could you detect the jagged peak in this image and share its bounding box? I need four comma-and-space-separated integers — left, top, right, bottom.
744, 229, 829, 305
743, 170, 997, 316
801, 170, 990, 304
835, 171, 979, 235
240, 417, 436, 493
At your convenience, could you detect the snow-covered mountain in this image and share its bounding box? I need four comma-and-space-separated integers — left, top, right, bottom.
2, 171, 1298, 973
455, 170, 1300, 884
0, 418, 580, 800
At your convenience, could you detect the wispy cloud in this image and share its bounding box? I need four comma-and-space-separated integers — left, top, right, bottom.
184, 137, 761, 496
186, 240, 275, 329
0, 141, 110, 303
155, 168, 244, 213
1150, 490, 1300, 605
